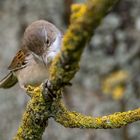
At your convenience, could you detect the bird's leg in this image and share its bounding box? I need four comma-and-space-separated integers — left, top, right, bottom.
42, 80, 57, 100
42, 80, 70, 101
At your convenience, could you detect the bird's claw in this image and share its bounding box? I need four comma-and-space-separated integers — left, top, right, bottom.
42, 80, 56, 100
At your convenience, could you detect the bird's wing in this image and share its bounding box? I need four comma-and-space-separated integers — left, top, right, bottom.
8, 49, 29, 71
0, 72, 18, 88
0, 49, 31, 89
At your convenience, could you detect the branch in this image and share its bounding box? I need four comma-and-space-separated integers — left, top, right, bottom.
13, 86, 50, 140
53, 100, 140, 129
49, 0, 120, 89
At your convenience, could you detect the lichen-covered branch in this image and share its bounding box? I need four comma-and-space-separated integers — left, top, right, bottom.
49, 0, 120, 89
13, 86, 50, 140
53, 100, 140, 129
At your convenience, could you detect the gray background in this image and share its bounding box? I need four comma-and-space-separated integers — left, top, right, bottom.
0, 0, 140, 140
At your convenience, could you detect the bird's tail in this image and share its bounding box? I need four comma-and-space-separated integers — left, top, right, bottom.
0, 72, 18, 89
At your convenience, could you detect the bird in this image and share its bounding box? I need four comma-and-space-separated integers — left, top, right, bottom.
0, 20, 62, 89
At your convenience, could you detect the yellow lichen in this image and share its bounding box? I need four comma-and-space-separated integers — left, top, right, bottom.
112, 85, 125, 100
54, 101, 140, 129
102, 70, 128, 100
71, 4, 87, 22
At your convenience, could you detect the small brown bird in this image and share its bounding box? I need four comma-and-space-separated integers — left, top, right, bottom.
0, 20, 62, 89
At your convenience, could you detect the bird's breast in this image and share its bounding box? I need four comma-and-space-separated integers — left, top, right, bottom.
14, 58, 49, 87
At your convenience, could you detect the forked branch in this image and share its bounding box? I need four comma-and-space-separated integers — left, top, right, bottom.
13, 0, 140, 140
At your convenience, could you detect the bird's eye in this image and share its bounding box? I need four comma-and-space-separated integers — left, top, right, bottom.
46, 39, 51, 47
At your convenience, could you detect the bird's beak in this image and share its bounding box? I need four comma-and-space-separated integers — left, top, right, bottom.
32, 52, 47, 67
41, 56, 47, 67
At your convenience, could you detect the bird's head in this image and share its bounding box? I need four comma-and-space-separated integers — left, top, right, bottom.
22, 20, 62, 65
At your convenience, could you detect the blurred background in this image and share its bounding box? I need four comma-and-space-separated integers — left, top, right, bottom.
0, 0, 140, 140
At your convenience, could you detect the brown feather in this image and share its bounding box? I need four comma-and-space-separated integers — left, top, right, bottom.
8, 48, 29, 71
